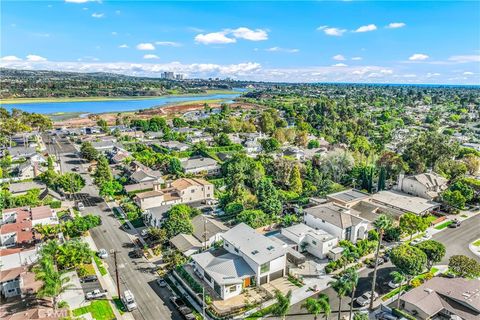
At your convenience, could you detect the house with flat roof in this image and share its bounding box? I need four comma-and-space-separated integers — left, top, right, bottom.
281, 223, 338, 259
370, 190, 440, 216
395, 172, 448, 201
326, 189, 370, 208
399, 277, 480, 320
303, 202, 369, 244
191, 223, 287, 300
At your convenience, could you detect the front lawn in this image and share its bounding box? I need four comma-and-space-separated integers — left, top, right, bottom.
472, 239, 480, 247
93, 256, 108, 276
434, 221, 452, 230
73, 300, 115, 320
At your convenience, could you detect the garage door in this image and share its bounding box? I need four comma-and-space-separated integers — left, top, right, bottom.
260, 275, 268, 285
269, 269, 284, 282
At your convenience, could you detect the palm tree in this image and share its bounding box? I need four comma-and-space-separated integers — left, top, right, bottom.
34, 258, 73, 310
329, 277, 349, 320
272, 289, 292, 320
369, 214, 392, 310
390, 271, 406, 308
341, 248, 359, 271
302, 294, 331, 320
342, 267, 359, 320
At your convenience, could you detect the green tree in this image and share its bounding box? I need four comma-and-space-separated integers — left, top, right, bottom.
169, 157, 183, 175
57, 172, 85, 196
94, 156, 113, 186
236, 209, 270, 228
256, 178, 282, 216
369, 214, 392, 310
289, 164, 303, 193
442, 189, 466, 209
448, 255, 480, 278
271, 290, 292, 320
260, 138, 280, 153
390, 271, 406, 308
147, 227, 168, 244
329, 277, 349, 320
399, 212, 428, 240
353, 313, 369, 320
415, 240, 446, 269
163, 204, 194, 238
215, 133, 232, 146
80, 141, 98, 161
301, 294, 331, 320
390, 244, 427, 283
99, 179, 123, 197
97, 119, 108, 132
342, 267, 359, 320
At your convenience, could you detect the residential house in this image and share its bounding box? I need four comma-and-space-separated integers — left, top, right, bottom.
327, 189, 370, 209
180, 157, 220, 175
395, 172, 448, 201
191, 223, 287, 300
31, 206, 58, 226
159, 141, 190, 152
170, 215, 229, 256
282, 147, 305, 161
6, 147, 37, 161
91, 139, 117, 153
0, 208, 36, 248
399, 277, 480, 320
370, 190, 440, 216
187, 134, 214, 144
303, 202, 369, 244
136, 178, 214, 210
8, 181, 63, 201
281, 223, 338, 259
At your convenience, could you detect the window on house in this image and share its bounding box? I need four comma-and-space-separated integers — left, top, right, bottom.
229, 285, 237, 293
191, 189, 195, 193
234, 247, 239, 253
260, 262, 270, 273
312, 240, 317, 245
204, 273, 212, 282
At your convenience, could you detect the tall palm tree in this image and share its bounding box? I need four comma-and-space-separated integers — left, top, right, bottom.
342, 267, 359, 320
369, 214, 392, 310
329, 277, 349, 320
302, 294, 331, 320
34, 258, 73, 310
390, 271, 406, 308
272, 289, 292, 320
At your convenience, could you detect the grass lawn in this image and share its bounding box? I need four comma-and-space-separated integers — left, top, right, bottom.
72, 300, 115, 320
112, 296, 126, 314
382, 286, 408, 301
434, 221, 452, 230
424, 215, 438, 225
83, 263, 96, 276
473, 239, 480, 247
93, 256, 108, 276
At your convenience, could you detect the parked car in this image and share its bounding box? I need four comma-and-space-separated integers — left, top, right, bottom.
77, 202, 85, 211
80, 275, 98, 283
72, 166, 80, 172
449, 219, 461, 228
140, 229, 149, 237
98, 248, 108, 259
411, 232, 431, 245
388, 280, 401, 289
122, 290, 137, 311
375, 312, 398, 320
85, 289, 108, 300
356, 291, 379, 307
170, 297, 192, 315
366, 258, 385, 268
156, 278, 167, 287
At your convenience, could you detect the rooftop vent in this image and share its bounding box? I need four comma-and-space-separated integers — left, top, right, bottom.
267, 246, 274, 251
251, 250, 259, 255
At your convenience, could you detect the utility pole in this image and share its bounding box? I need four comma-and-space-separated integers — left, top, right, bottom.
112, 249, 121, 296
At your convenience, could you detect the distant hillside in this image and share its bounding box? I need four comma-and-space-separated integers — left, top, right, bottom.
0, 68, 238, 99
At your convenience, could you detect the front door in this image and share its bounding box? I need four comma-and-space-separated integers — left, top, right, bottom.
243, 277, 251, 288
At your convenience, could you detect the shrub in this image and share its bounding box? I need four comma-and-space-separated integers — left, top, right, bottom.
410, 278, 422, 288
50, 201, 62, 209
392, 308, 416, 320
176, 266, 203, 294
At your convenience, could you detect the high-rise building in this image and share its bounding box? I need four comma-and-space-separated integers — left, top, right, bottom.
161, 71, 175, 80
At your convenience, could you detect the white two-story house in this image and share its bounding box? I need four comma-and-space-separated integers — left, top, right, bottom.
191, 223, 287, 300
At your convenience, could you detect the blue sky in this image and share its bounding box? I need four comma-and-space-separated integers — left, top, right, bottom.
1, 1, 479, 84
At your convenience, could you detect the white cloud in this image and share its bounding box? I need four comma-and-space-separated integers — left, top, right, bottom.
136, 43, 156, 50
354, 24, 377, 33
333, 54, 346, 61
143, 54, 159, 60
426, 72, 441, 77
119, 44, 129, 48
332, 63, 348, 67
266, 47, 299, 53
352, 57, 363, 61
26, 54, 47, 61
155, 41, 182, 47
194, 27, 268, 45
91, 13, 104, 18
1, 55, 22, 61
448, 55, 480, 63
463, 71, 474, 75
111, 32, 117, 36
409, 53, 429, 61
195, 32, 236, 45
386, 22, 406, 29
317, 26, 346, 36
231, 27, 268, 41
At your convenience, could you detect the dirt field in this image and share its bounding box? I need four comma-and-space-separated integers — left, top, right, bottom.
54, 101, 260, 127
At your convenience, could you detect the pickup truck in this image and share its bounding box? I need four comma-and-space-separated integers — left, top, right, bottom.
85, 289, 108, 300
170, 296, 193, 316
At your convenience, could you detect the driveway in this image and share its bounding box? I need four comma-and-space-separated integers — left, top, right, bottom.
59, 271, 85, 309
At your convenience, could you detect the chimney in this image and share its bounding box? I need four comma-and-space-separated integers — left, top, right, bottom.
397, 172, 405, 191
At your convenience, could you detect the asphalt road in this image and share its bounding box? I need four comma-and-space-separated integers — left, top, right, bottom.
45, 135, 182, 320
433, 213, 480, 263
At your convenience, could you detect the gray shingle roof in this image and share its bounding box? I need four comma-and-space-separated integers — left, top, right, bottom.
170, 234, 202, 254
191, 215, 229, 243
304, 203, 365, 229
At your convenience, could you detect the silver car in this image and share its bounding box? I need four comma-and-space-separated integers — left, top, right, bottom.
356, 291, 379, 307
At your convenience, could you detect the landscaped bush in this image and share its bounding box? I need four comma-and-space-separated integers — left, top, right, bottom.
176, 266, 203, 294
392, 308, 416, 320
50, 201, 62, 209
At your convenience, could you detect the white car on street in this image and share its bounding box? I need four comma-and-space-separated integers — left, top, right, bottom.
356, 291, 379, 307
388, 280, 401, 289
98, 248, 108, 259
85, 289, 107, 300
